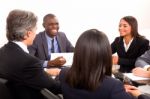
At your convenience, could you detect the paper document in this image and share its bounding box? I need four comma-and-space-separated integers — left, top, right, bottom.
124, 73, 150, 81
138, 85, 150, 95
51, 53, 73, 67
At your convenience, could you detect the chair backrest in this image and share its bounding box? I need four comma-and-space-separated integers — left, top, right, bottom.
41, 88, 63, 99
0, 78, 13, 99
0, 78, 63, 99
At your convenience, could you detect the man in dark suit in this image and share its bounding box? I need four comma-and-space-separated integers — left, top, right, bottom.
28, 13, 74, 68
129, 49, 150, 78
0, 9, 61, 99
135, 49, 150, 70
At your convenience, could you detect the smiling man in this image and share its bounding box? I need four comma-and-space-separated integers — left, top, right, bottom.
28, 13, 74, 68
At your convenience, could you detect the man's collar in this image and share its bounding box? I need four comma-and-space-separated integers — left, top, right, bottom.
12, 41, 29, 53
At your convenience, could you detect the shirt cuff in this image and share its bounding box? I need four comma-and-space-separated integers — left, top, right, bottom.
143, 65, 150, 71
43, 61, 48, 68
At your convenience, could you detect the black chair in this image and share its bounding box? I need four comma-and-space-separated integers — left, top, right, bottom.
0, 78, 13, 99
0, 77, 63, 99
41, 88, 63, 99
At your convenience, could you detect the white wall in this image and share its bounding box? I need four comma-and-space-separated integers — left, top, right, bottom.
0, 0, 150, 47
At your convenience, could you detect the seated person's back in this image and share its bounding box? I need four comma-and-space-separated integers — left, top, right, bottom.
0, 9, 61, 99
59, 29, 134, 99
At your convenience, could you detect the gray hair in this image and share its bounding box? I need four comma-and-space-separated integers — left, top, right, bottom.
6, 9, 37, 41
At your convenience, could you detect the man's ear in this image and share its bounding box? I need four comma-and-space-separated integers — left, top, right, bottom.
24, 31, 31, 39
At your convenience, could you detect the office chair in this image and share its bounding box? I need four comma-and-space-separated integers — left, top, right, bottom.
0, 77, 13, 99
41, 88, 63, 99
0, 77, 63, 99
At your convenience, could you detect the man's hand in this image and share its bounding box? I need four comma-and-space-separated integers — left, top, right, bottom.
132, 67, 150, 78
45, 68, 61, 76
48, 56, 66, 67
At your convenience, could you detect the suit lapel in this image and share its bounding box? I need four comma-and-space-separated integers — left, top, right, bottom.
126, 38, 136, 53
41, 32, 49, 59
56, 33, 63, 52
119, 37, 126, 53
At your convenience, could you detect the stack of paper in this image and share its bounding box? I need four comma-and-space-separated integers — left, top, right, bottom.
51, 53, 73, 67
124, 73, 150, 81
138, 85, 150, 95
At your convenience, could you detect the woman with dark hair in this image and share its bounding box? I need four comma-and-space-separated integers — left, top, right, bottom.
59, 29, 134, 99
111, 16, 149, 73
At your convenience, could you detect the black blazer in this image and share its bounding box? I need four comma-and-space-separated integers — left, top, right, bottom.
0, 42, 61, 99
59, 68, 134, 99
138, 95, 150, 99
28, 31, 74, 62
111, 37, 149, 72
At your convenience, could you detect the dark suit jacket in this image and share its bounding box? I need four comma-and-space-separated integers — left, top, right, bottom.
59, 68, 134, 99
111, 37, 149, 72
138, 95, 150, 99
135, 49, 150, 67
28, 31, 74, 62
0, 42, 61, 99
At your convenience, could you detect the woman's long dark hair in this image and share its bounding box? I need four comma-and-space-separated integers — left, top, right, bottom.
121, 16, 144, 38
66, 29, 112, 91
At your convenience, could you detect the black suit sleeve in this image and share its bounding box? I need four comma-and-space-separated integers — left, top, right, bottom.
111, 80, 135, 99
23, 56, 61, 94
138, 95, 150, 99
111, 37, 118, 54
